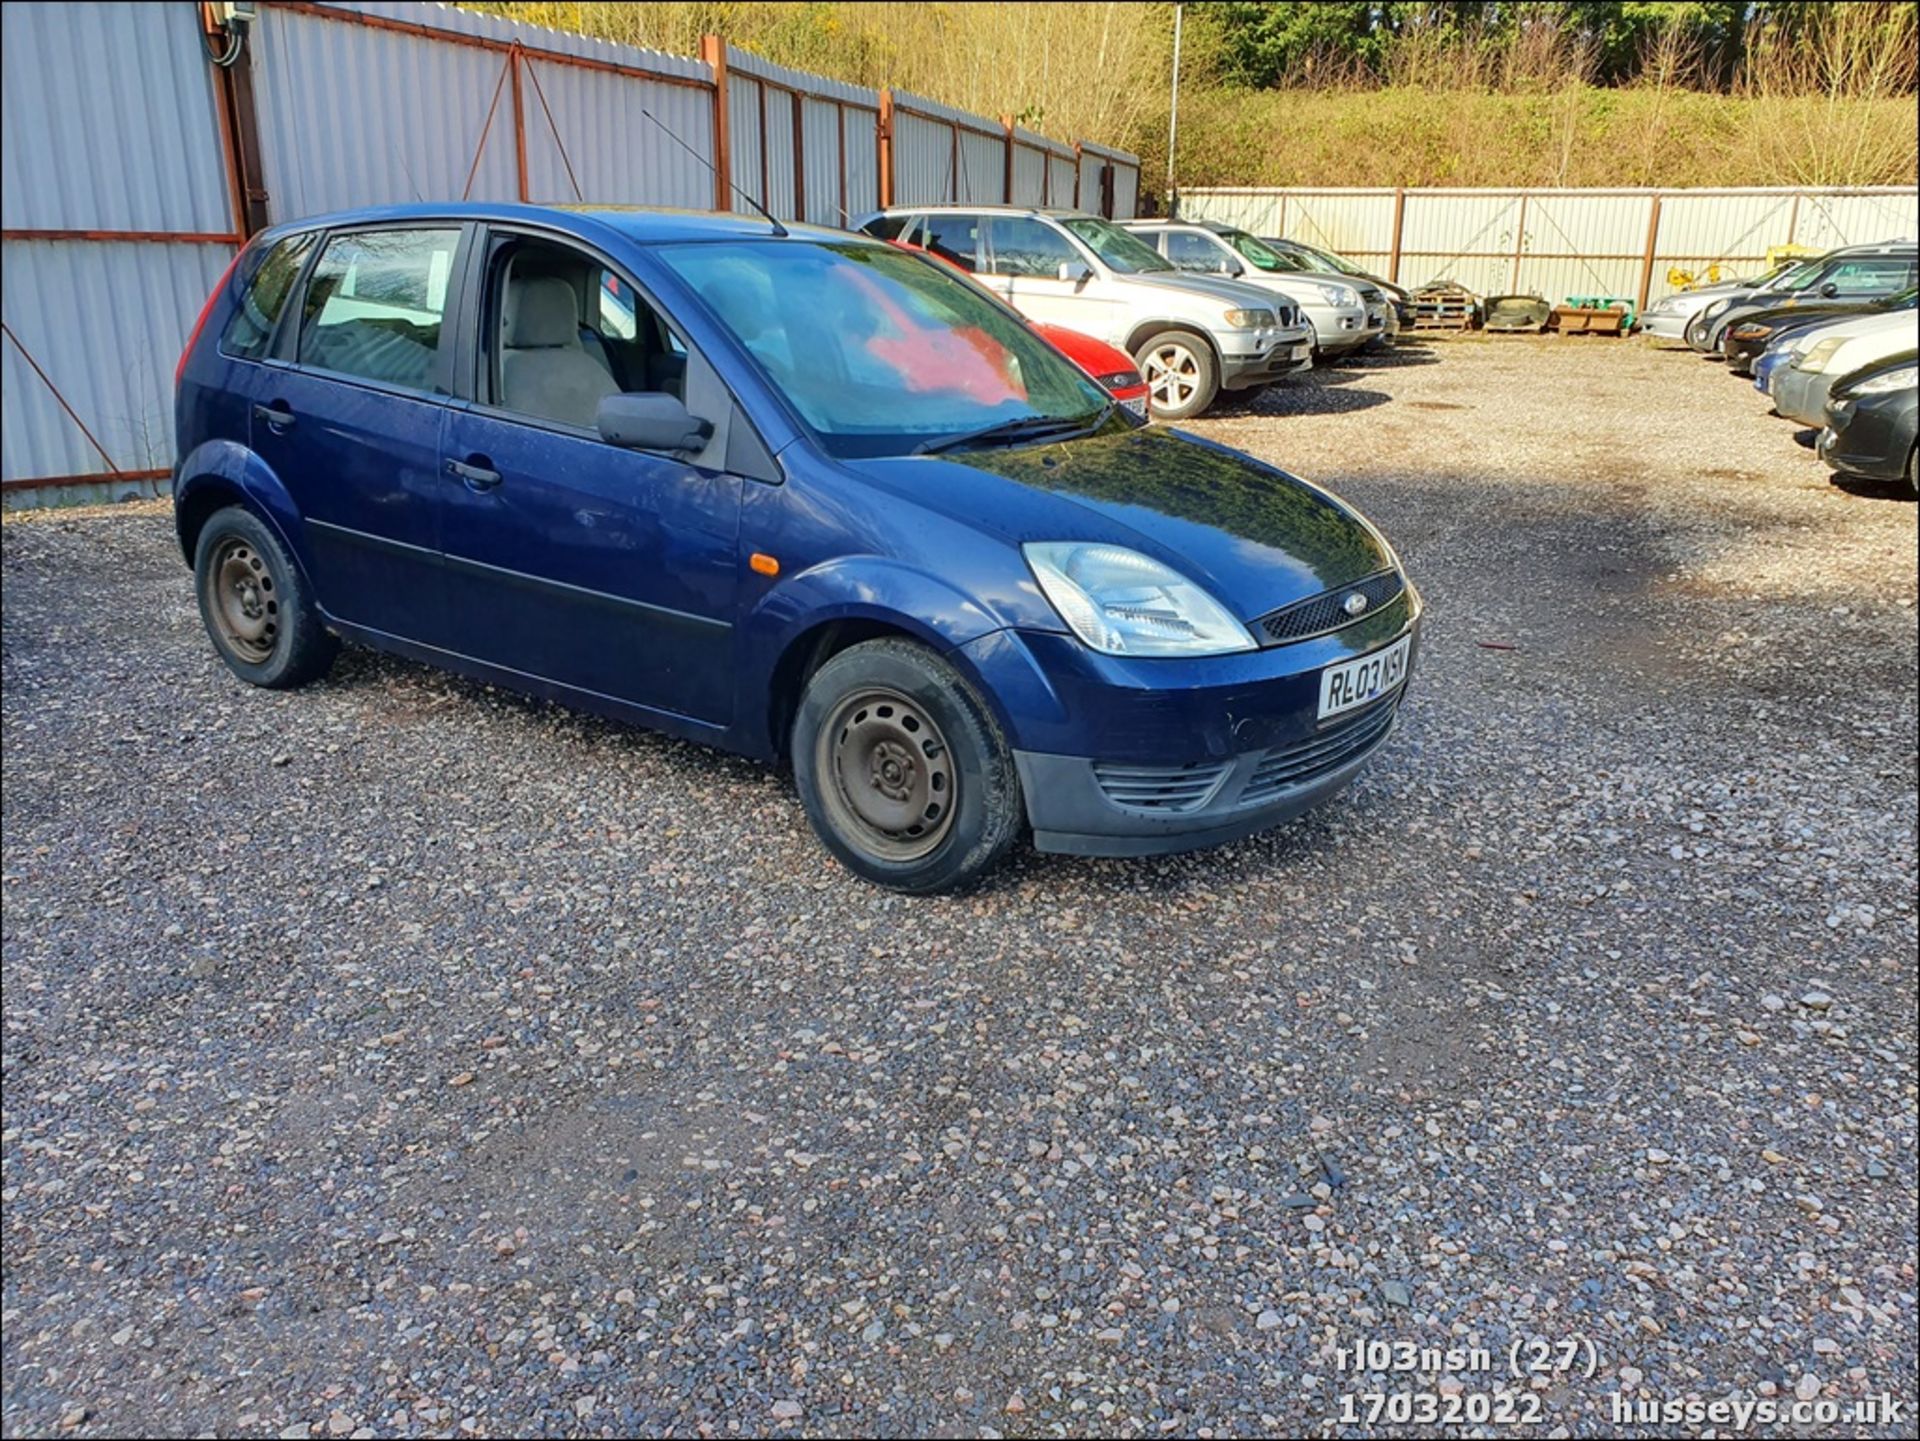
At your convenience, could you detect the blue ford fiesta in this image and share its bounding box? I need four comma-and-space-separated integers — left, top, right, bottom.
174, 204, 1421, 892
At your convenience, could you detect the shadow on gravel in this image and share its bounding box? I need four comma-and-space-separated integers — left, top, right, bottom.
1321, 342, 1444, 370
1221, 384, 1391, 419
1828, 472, 1917, 503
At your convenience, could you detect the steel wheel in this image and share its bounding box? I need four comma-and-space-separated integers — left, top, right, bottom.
816, 686, 957, 862
1143, 341, 1202, 410
202, 536, 279, 664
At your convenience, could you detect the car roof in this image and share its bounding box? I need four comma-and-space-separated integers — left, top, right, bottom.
1123, 219, 1238, 234
867, 205, 1091, 219
259, 201, 861, 247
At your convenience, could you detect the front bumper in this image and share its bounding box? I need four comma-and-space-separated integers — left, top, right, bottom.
964, 594, 1421, 856
1307, 304, 1376, 354
1220, 326, 1315, 388
1639, 309, 1694, 339
1818, 398, 1912, 481
1774, 365, 1837, 427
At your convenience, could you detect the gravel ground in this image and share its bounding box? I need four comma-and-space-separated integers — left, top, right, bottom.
3, 334, 1915, 1439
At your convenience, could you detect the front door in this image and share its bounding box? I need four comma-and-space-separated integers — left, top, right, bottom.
251, 224, 466, 643
984, 215, 1117, 341
437, 233, 743, 726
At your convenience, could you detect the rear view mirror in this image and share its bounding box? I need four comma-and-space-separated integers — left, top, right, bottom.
597, 392, 713, 453
1224, 258, 1246, 277
1819, 281, 1840, 298
1057, 260, 1093, 285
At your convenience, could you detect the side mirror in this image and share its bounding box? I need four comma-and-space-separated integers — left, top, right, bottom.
1224, 258, 1246, 277
1819, 281, 1840, 298
597, 392, 713, 453
1057, 259, 1093, 285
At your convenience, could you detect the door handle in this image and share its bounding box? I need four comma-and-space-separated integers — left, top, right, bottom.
445, 457, 502, 491
253, 402, 296, 431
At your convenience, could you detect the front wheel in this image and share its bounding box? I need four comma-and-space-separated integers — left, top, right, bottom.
792, 638, 1022, 893
1134, 330, 1218, 421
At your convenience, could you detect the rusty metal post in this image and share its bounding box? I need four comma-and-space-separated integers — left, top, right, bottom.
509, 45, 529, 202
1072, 143, 1082, 210
1388, 186, 1406, 284
702, 35, 732, 212
1002, 115, 1015, 203
1636, 194, 1663, 312
1511, 194, 1529, 292
792, 92, 807, 222
877, 89, 895, 209
202, 3, 271, 234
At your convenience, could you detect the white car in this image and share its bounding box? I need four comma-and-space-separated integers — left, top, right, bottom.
856, 206, 1315, 420
1122, 220, 1391, 356
1770, 309, 1919, 426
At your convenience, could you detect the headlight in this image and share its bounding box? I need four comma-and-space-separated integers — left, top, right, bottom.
1796, 337, 1846, 374
1847, 364, 1917, 396
1222, 308, 1276, 330
1703, 298, 1732, 318
1307, 282, 1359, 307
1647, 297, 1677, 314
1023, 543, 1257, 657
1732, 323, 1773, 340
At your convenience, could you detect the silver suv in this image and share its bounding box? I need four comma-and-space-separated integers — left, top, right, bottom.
1124, 220, 1391, 357
857, 206, 1314, 420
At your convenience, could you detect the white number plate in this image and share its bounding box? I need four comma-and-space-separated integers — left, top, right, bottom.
1318, 635, 1411, 719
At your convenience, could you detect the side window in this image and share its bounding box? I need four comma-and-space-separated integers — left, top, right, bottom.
486, 236, 690, 430
222, 232, 315, 359
921, 213, 982, 272
1165, 230, 1235, 275
1826, 257, 1914, 294
987, 217, 1079, 278
297, 228, 459, 390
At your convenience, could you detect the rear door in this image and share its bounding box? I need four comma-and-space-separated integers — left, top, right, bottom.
249, 224, 467, 643
435, 227, 744, 726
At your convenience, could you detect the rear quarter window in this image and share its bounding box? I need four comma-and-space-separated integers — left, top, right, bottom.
221, 233, 315, 359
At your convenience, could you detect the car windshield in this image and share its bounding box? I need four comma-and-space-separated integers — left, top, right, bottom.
1223, 231, 1308, 273
1299, 243, 1366, 276
1772, 260, 1827, 291
656, 240, 1112, 459
1060, 217, 1174, 275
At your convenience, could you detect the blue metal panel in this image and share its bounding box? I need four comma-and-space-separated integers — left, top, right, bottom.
2, 238, 235, 482
1, 1, 231, 233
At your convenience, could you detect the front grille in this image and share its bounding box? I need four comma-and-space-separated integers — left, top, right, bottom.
1239, 697, 1399, 806
1091, 759, 1231, 813
1257, 570, 1405, 646
1275, 303, 1298, 328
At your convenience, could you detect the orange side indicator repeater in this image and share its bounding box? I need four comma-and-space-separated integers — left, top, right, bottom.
749, 552, 780, 577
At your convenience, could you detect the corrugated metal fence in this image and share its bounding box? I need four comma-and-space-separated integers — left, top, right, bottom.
1182, 185, 1919, 307
1, 0, 1142, 506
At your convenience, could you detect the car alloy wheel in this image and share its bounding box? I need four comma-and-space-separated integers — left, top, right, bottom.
203, 536, 280, 664
816, 685, 957, 862
1143, 341, 1202, 411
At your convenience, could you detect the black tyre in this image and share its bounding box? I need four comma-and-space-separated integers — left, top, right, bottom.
1134, 329, 1218, 421
193, 505, 338, 688
792, 638, 1022, 893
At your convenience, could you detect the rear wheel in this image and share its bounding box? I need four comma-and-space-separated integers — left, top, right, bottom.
1909, 446, 1917, 498
1134, 330, 1217, 421
193, 505, 337, 688
792, 638, 1022, 893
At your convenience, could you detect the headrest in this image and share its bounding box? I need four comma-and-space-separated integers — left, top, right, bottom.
503, 275, 580, 349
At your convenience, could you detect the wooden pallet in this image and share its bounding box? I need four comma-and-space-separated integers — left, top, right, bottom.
1410, 289, 1477, 329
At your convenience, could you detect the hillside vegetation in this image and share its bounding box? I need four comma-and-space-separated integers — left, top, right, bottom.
470, 1, 1920, 190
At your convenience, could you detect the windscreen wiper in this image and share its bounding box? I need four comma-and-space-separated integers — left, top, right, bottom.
912, 407, 1111, 457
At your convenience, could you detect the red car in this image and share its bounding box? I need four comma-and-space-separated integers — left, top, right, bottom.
888, 241, 1151, 418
